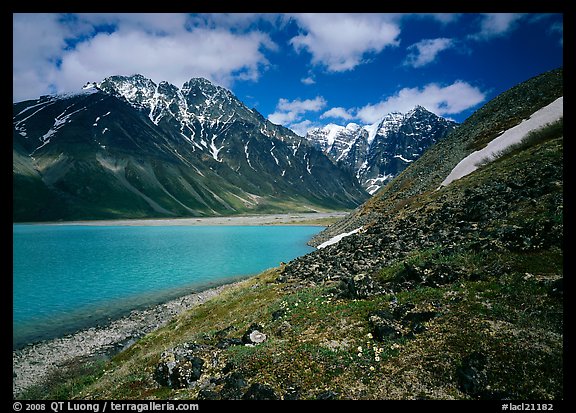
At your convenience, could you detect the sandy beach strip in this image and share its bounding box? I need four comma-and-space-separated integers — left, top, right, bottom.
31, 211, 349, 227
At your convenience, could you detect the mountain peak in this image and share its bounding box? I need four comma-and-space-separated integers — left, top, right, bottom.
306, 106, 458, 194
405, 105, 435, 118
182, 77, 221, 93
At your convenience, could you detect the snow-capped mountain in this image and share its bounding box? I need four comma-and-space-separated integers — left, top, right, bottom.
13, 75, 368, 222
306, 106, 458, 194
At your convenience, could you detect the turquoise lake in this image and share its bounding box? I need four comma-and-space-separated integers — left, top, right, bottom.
13, 224, 321, 348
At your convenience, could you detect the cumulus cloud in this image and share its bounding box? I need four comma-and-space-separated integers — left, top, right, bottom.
404, 38, 454, 68
471, 13, 525, 41
56, 28, 273, 91
301, 76, 316, 85
289, 13, 400, 72
355, 81, 486, 124
321, 107, 355, 121
288, 120, 321, 137
268, 96, 327, 134
13, 13, 275, 102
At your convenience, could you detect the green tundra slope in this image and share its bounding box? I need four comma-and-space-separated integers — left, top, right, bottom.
17, 68, 563, 400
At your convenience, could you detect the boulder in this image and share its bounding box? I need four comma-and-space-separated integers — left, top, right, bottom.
337, 273, 383, 299
242, 383, 280, 400
241, 323, 267, 345
456, 352, 488, 397
368, 310, 403, 341
219, 371, 248, 400
153, 346, 204, 389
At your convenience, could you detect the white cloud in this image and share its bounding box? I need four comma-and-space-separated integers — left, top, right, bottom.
549, 21, 563, 46
404, 38, 454, 68
321, 107, 354, 121
56, 28, 273, 91
355, 81, 486, 124
13, 14, 74, 100
268, 96, 327, 134
276, 96, 326, 113
301, 76, 316, 85
471, 13, 525, 41
288, 119, 321, 137
289, 13, 400, 72
13, 13, 275, 102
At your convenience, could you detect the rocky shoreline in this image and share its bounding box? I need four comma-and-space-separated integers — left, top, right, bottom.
13, 212, 348, 398
12, 281, 241, 398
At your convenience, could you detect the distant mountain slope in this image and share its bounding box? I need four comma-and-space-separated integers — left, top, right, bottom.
13, 76, 368, 222
306, 106, 457, 194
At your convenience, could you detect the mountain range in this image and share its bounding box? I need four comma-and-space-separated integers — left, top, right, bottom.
305, 107, 457, 194
13, 75, 369, 222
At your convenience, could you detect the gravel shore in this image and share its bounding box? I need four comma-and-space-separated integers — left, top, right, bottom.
34, 212, 348, 227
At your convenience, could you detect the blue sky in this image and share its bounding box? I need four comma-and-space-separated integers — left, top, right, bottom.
13, 13, 563, 135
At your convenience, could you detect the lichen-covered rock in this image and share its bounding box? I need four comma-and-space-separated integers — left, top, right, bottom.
153, 345, 205, 389
456, 352, 488, 397
241, 323, 267, 345
242, 383, 280, 400
337, 273, 384, 299
368, 310, 403, 341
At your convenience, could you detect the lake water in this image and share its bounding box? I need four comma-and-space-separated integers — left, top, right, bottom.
13, 224, 321, 348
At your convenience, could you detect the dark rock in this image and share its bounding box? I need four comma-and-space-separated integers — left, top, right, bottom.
220, 372, 248, 400
153, 349, 204, 389
316, 390, 338, 399
222, 362, 235, 375
410, 322, 427, 334
271, 309, 286, 320
242, 383, 280, 400
197, 389, 220, 400
548, 278, 563, 298
276, 274, 289, 283
403, 311, 438, 326
392, 303, 415, 319
337, 273, 383, 299
283, 386, 301, 400
215, 338, 244, 349
368, 310, 403, 341
214, 325, 237, 340
456, 352, 488, 397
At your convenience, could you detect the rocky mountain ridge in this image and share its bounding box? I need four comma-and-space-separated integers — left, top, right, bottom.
306, 106, 457, 194
13, 75, 368, 222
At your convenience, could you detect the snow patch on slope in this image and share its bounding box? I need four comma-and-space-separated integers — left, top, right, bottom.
317, 227, 363, 249
440, 97, 563, 187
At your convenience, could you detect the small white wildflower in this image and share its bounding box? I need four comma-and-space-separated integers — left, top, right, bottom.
357, 346, 363, 352
369, 366, 375, 371
367, 333, 373, 339
375, 356, 381, 362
